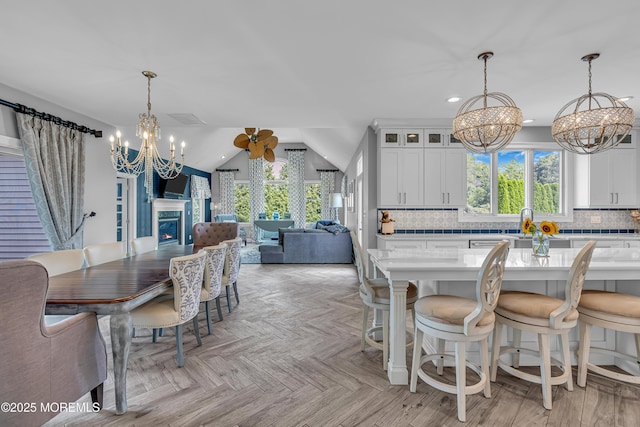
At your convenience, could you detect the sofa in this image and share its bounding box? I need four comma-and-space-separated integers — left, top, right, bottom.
259, 225, 352, 264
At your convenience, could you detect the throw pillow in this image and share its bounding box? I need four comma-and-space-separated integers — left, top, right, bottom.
322, 224, 349, 235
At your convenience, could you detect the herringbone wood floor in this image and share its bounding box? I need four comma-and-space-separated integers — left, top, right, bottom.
45, 262, 640, 426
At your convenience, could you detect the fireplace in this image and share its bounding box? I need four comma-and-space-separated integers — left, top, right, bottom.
158, 214, 180, 245
152, 199, 189, 246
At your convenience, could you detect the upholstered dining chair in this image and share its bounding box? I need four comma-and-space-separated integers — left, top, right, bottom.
193, 222, 240, 253
221, 237, 242, 313
577, 290, 640, 387
410, 240, 510, 422
83, 241, 126, 267
132, 236, 157, 255
0, 260, 107, 427
130, 251, 206, 367
201, 243, 227, 333
28, 249, 85, 277
350, 230, 419, 371
491, 240, 596, 410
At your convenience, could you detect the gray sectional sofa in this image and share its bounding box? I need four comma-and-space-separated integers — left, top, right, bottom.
259, 226, 353, 263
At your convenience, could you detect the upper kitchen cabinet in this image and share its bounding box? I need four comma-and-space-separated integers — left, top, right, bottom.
424, 149, 467, 207
574, 133, 638, 208
379, 129, 424, 148
424, 129, 464, 149
379, 148, 424, 206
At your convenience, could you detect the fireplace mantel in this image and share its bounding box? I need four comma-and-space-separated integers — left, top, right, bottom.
152, 198, 189, 245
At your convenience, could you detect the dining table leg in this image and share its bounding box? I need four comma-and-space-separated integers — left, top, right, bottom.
387, 279, 409, 385
110, 312, 133, 415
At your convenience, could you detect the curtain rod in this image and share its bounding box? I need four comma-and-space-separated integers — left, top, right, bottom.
215, 168, 240, 172
316, 168, 339, 172
0, 98, 103, 138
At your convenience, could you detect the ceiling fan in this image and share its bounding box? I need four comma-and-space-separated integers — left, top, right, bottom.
233, 128, 278, 162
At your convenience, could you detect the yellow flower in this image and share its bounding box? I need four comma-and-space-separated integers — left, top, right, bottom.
540, 221, 554, 235
521, 218, 532, 234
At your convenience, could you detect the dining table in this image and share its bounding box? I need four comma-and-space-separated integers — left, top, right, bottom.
367, 245, 640, 386
45, 244, 193, 415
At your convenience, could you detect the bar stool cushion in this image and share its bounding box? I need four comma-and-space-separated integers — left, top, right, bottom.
497, 291, 578, 326
415, 295, 495, 330
362, 279, 418, 304
579, 290, 640, 323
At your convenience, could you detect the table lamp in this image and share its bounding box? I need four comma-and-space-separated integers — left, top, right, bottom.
330, 193, 343, 223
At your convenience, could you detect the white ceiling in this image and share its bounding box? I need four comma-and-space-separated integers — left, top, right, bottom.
1, 1, 639, 172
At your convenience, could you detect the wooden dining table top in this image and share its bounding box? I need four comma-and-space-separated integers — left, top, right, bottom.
46, 244, 193, 305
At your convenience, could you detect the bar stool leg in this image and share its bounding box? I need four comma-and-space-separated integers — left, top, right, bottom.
455, 341, 467, 423
538, 333, 553, 410
512, 328, 522, 368
560, 331, 573, 391
361, 305, 369, 351
436, 338, 445, 375
410, 325, 424, 392
481, 337, 491, 398
490, 320, 504, 382
382, 310, 389, 371
577, 321, 592, 388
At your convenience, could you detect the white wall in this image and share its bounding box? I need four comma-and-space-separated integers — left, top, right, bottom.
0, 82, 118, 247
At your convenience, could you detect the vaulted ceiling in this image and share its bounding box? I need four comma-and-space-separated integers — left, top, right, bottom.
1, 1, 638, 172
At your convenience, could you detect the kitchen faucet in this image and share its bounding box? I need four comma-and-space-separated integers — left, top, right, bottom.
520, 207, 534, 235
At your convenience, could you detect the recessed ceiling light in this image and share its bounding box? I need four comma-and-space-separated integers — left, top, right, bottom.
522, 119, 535, 124
221, 155, 226, 159
617, 96, 633, 102
324, 155, 328, 159
447, 97, 461, 103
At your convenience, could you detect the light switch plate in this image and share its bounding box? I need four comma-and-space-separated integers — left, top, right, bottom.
590, 215, 602, 224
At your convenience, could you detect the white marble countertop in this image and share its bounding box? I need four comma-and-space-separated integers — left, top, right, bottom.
377, 233, 640, 241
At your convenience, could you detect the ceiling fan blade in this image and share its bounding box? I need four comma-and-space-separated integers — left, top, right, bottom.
244, 128, 256, 136
265, 135, 278, 149
257, 129, 273, 141
248, 141, 264, 159
264, 148, 275, 162
233, 133, 250, 148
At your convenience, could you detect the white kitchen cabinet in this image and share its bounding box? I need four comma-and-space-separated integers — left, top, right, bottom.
574, 147, 638, 208
424, 128, 464, 148
379, 128, 424, 148
379, 148, 424, 206
426, 239, 468, 249
571, 239, 624, 249
624, 240, 640, 248
424, 149, 466, 207
377, 237, 427, 250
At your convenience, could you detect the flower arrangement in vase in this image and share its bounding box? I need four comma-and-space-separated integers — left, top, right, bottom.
522, 218, 559, 257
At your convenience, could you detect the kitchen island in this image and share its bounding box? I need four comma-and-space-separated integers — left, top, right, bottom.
368, 246, 640, 385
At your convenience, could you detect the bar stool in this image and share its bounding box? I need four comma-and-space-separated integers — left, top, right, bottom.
409, 241, 509, 422
577, 290, 640, 386
350, 231, 418, 370
491, 241, 596, 410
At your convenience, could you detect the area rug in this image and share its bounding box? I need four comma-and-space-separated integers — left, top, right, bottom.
240, 245, 261, 264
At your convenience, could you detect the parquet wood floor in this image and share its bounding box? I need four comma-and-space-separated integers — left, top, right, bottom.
44, 263, 640, 426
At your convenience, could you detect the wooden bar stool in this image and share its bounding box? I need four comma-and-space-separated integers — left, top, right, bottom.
490, 241, 596, 410
577, 290, 640, 386
410, 241, 509, 422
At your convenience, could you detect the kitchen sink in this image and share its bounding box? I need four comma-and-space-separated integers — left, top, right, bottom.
512, 237, 571, 249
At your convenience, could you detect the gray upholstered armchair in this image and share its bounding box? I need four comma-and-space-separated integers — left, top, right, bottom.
0, 260, 107, 427
193, 222, 240, 253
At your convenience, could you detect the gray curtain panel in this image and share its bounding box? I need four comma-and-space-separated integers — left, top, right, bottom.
17, 113, 85, 250
287, 150, 306, 228
218, 171, 235, 215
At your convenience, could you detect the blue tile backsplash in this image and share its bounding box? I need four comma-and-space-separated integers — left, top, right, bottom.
376, 208, 638, 235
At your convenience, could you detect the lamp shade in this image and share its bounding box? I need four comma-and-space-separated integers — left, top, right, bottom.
330, 193, 343, 208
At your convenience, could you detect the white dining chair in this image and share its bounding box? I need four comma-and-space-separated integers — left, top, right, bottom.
201, 243, 227, 333
131, 236, 157, 255
410, 240, 510, 422
221, 237, 242, 312
130, 251, 206, 367
83, 242, 126, 267
28, 249, 85, 277
491, 240, 596, 410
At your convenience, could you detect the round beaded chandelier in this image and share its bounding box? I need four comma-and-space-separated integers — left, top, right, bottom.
552, 53, 635, 155
452, 52, 523, 153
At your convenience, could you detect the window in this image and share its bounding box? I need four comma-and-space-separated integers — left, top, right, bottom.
0, 153, 50, 260
463, 148, 567, 221
233, 159, 322, 223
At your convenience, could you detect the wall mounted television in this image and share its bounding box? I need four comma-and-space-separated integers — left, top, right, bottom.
159, 173, 189, 199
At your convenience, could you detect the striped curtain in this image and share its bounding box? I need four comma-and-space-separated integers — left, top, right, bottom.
218, 171, 235, 214
287, 150, 306, 228
249, 157, 265, 222
320, 171, 335, 220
